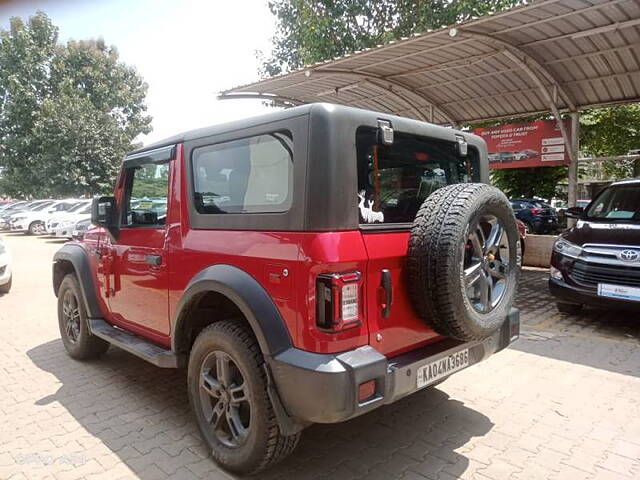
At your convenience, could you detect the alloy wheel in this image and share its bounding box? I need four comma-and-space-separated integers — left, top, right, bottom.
199, 350, 251, 448
62, 290, 81, 343
463, 215, 511, 313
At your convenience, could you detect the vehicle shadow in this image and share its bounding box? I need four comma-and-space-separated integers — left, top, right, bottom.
43, 238, 68, 244
28, 339, 493, 480
515, 269, 640, 377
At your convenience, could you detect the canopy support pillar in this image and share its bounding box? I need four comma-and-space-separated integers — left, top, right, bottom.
568, 112, 580, 225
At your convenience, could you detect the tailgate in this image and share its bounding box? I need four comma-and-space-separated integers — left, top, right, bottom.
362, 231, 442, 356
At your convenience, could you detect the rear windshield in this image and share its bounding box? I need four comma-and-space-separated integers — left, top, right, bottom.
356, 126, 479, 225
586, 185, 640, 222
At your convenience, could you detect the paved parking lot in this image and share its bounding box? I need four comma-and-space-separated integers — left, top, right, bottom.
1, 233, 639, 480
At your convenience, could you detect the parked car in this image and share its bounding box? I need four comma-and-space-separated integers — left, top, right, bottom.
71, 218, 92, 241
0, 201, 36, 229
9, 199, 70, 235
0, 201, 18, 212
53, 104, 521, 474
52, 203, 92, 238
46, 200, 91, 234
3, 200, 55, 231
0, 237, 11, 294
510, 198, 558, 234
549, 178, 640, 313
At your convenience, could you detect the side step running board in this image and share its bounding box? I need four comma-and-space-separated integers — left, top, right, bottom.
89, 319, 182, 368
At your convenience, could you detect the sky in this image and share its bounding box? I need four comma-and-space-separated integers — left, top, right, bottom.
0, 0, 279, 145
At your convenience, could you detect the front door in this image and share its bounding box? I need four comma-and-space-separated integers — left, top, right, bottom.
106, 160, 171, 335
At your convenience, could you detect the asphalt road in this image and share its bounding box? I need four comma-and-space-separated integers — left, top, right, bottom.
0, 233, 639, 480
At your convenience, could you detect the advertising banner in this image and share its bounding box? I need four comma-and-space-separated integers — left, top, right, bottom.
473, 119, 570, 169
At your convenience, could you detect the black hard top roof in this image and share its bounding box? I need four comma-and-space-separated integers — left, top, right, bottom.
128, 102, 475, 157
128, 104, 317, 155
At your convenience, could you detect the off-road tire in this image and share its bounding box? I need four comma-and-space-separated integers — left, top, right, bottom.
0, 275, 11, 294
57, 274, 110, 359
188, 321, 300, 474
556, 302, 582, 314
407, 183, 519, 341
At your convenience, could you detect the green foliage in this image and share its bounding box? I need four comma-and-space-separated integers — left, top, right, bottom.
0, 11, 151, 198
261, 0, 522, 76
580, 104, 640, 178
491, 167, 567, 200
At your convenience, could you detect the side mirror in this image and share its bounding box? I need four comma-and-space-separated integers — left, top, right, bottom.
564, 206, 584, 219
91, 196, 119, 238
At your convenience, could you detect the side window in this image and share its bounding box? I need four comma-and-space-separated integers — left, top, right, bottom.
123, 162, 169, 227
192, 131, 293, 214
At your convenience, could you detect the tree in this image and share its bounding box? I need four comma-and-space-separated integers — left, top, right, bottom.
261, 0, 522, 76
490, 166, 567, 200
580, 104, 640, 178
0, 12, 151, 198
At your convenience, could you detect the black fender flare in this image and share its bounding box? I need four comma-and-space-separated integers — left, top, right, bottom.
172, 264, 293, 357
52, 244, 103, 319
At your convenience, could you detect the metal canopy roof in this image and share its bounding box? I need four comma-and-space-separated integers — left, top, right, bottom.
220, 0, 640, 127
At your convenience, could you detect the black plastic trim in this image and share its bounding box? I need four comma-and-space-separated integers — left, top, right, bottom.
52, 244, 103, 319
90, 319, 183, 368
172, 264, 293, 356
269, 309, 519, 424
123, 145, 175, 168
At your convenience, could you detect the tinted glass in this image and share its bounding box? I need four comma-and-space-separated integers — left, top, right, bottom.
586, 185, 640, 222
68, 202, 90, 213
192, 132, 293, 214
124, 163, 169, 226
31, 202, 54, 211
356, 127, 478, 224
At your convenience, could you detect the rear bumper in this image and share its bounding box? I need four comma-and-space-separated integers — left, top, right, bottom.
270, 309, 520, 424
549, 277, 640, 311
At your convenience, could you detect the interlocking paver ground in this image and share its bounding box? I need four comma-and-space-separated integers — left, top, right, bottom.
1, 233, 639, 479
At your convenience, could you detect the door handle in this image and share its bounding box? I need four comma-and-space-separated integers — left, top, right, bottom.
380, 269, 392, 318
146, 255, 162, 267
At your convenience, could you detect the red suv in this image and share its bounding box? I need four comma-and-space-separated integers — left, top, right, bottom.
53, 103, 520, 474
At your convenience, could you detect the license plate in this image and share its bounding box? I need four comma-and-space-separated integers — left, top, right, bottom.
548, 219, 553, 223
598, 283, 640, 302
417, 349, 470, 388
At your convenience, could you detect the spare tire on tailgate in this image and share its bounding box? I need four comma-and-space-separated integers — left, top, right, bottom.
407, 183, 519, 341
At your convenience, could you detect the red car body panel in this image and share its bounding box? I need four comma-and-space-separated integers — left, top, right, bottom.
83, 143, 441, 356
361, 231, 441, 356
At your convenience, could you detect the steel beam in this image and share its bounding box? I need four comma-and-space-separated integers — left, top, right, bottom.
306, 69, 458, 126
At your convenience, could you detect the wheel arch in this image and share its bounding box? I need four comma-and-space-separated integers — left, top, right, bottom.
52, 244, 103, 319
172, 264, 293, 358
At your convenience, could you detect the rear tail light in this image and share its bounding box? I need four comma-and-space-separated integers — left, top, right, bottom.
316, 271, 363, 332
530, 207, 541, 215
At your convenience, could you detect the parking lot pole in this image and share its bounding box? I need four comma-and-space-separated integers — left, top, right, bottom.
567, 112, 580, 226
